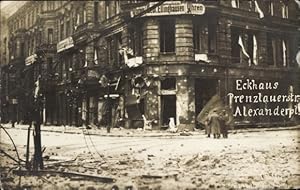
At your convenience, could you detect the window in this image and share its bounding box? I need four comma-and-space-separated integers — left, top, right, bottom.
231, 29, 240, 63
282, 2, 288, 18
193, 21, 207, 53
66, 20, 70, 36
231, 0, 240, 8
129, 24, 143, 56
106, 37, 112, 64
161, 78, 176, 90
266, 34, 288, 67
60, 20, 64, 40
115, 0, 120, 15
208, 23, 216, 54
94, 1, 99, 22
231, 28, 258, 65
83, 9, 87, 23
48, 28, 53, 44
269, 1, 274, 16
160, 19, 175, 53
105, 1, 110, 19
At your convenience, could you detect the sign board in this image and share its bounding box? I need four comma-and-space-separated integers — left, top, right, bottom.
57, 37, 74, 53
25, 54, 37, 66
131, 2, 205, 17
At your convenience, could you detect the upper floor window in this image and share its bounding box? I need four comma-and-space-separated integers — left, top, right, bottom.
83, 9, 87, 23
281, 2, 288, 18
105, 1, 110, 19
267, 35, 288, 67
60, 20, 64, 40
128, 24, 143, 56
48, 28, 53, 44
160, 19, 175, 53
66, 19, 71, 36
115, 0, 120, 15
231, 28, 258, 66
94, 1, 99, 22
269, 1, 274, 16
231, 0, 240, 8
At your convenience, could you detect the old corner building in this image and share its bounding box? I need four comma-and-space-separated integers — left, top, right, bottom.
1, 0, 300, 129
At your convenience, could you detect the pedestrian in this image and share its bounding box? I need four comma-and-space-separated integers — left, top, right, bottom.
208, 110, 221, 139
219, 110, 228, 138
204, 113, 211, 138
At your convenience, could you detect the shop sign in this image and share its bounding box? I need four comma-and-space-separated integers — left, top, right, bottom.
132, 2, 205, 17
57, 37, 74, 53
25, 54, 37, 66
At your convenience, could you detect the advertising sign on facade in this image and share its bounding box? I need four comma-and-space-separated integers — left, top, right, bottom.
131, 2, 205, 17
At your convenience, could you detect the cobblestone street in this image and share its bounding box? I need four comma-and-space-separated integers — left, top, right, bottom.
1, 125, 300, 189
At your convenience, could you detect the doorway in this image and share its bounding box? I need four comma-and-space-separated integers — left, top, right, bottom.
195, 79, 218, 118
161, 95, 176, 126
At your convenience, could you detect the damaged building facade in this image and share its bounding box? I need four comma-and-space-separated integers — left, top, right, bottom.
1, 0, 300, 129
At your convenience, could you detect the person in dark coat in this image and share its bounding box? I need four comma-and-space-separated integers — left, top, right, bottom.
219, 110, 228, 138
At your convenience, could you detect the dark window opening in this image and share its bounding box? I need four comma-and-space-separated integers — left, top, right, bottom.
60, 21, 64, 40
48, 28, 53, 44
66, 20, 70, 36
231, 28, 240, 63
160, 19, 175, 53
106, 37, 112, 65
94, 1, 99, 22
208, 23, 216, 54
193, 21, 208, 53
161, 78, 176, 90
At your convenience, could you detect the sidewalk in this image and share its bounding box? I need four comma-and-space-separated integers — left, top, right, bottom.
1, 123, 300, 137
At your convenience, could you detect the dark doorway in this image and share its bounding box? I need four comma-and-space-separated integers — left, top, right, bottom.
195, 79, 218, 118
161, 95, 176, 125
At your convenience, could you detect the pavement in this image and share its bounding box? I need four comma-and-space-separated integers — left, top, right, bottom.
1, 123, 300, 137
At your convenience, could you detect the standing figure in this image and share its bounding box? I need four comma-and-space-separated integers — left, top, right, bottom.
208, 110, 221, 139
219, 110, 228, 138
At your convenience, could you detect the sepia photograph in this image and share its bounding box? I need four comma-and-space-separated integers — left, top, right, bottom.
0, 0, 300, 189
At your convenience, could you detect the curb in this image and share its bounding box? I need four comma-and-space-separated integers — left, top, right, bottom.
1, 124, 300, 138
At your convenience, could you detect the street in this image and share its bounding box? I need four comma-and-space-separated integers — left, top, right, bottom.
1, 125, 300, 189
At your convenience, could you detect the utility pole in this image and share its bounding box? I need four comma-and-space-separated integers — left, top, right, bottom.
32, 73, 44, 170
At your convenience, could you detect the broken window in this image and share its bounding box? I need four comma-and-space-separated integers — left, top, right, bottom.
161, 78, 176, 90
160, 19, 175, 53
